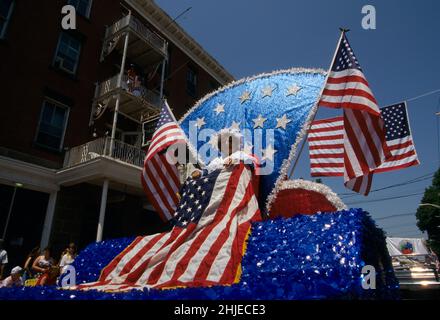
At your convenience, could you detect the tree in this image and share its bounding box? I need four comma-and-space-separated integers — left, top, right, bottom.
416, 169, 440, 256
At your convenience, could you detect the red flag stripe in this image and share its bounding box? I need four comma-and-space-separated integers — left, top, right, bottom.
150, 155, 179, 202
118, 233, 167, 277
308, 134, 344, 142
145, 159, 176, 213
322, 88, 377, 104
98, 236, 144, 281
148, 166, 245, 286
143, 160, 175, 220
193, 181, 256, 281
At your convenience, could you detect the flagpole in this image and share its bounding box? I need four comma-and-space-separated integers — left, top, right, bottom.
287, 28, 348, 180
164, 98, 203, 168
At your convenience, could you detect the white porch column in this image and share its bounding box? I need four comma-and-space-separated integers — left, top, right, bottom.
40, 191, 58, 249
96, 179, 109, 242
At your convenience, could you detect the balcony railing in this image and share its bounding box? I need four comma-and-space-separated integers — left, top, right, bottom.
64, 137, 146, 168
95, 74, 161, 108
104, 14, 168, 58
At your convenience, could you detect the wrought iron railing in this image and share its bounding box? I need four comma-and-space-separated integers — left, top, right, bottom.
105, 15, 168, 57
95, 74, 161, 108
63, 137, 146, 168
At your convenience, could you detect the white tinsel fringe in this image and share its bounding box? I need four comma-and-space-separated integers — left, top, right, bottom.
178, 67, 326, 125
271, 179, 347, 212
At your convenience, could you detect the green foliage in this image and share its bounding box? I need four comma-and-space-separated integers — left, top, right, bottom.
416, 169, 440, 255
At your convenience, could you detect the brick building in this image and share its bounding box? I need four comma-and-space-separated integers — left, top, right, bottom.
0, 0, 233, 270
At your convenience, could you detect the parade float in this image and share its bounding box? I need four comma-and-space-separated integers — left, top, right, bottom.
0, 68, 399, 300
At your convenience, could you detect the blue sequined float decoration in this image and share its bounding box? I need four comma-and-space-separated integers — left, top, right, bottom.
179, 69, 326, 209
0, 209, 399, 300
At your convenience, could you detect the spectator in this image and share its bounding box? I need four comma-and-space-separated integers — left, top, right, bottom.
0, 266, 23, 288
32, 247, 56, 286
127, 65, 137, 92
23, 246, 40, 281
59, 243, 77, 273
0, 239, 7, 280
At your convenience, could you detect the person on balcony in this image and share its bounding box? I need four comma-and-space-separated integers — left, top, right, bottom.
127, 65, 142, 97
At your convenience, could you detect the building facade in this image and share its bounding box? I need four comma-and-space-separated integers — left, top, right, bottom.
0, 0, 233, 270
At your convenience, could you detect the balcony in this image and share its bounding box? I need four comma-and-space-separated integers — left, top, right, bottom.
101, 14, 168, 67
57, 137, 146, 193
92, 74, 161, 120
63, 137, 146, 169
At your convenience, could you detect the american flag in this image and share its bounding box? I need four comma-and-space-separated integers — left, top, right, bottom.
142, 100, 187, 222
317, 33, 390, 195
308, 102, 419, 177
77, 165, 261, 292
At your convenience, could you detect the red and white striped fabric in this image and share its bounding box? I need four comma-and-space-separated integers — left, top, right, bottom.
342, 108, 388, 195
316, 33, 390, 195
308, 116, 345, 177
308, 103, 419, 184
373, 102, 420, 173
77, 165, 261, 292
318, 34, 380, 117
142, 100, 187, 222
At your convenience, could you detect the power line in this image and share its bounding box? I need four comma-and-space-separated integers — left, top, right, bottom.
387, 88, 440, 106
340, 172, 434, 198
346, 192, 425, 206
407, 88, 440, 103
383, 222, 418, 230
375, 212, 416, 221
384, 224, 417, 232
390, 232, 425, 237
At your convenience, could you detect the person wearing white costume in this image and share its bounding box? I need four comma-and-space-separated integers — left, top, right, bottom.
191, 129, 256, 179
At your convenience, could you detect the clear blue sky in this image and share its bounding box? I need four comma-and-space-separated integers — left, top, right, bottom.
156, 0, 440, 238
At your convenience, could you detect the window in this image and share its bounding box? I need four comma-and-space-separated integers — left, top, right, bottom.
53, 32, 82, 74
0, 0, 14, 39
142, 117, 159, 146
186, 67, 197, 98
67, 0, 92, 18
35, 99, 70, 151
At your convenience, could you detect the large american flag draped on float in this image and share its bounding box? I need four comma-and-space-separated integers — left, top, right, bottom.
141, 100, 186, 222
308, 102, 419, 177
317, 33, 391, 195
77, 164, 260, 291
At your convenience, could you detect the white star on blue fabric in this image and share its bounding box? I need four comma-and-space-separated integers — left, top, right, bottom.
230, 121, 241, 131
261, 86, 273, 98
286, 84, 301, 96
196, 117, 206, 128
214, 103, 225, 115
263, 145, 277, 161
253, 115, 267, 128
276, 114, 291, 130
240, 91, 251, 104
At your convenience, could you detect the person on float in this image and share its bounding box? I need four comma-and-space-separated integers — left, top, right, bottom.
191, 128, 259, 179
59, 242, 77, 274
0, 239, 8, 280
0, 266, 23, 288
23, 246, 40, 281
32, 247, 58, 286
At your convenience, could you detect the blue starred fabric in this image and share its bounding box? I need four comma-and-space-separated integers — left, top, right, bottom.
179, 70, 326, 209
0, 209, 399, 300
